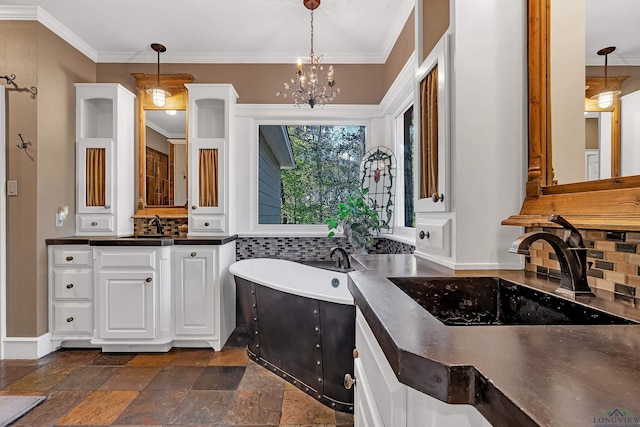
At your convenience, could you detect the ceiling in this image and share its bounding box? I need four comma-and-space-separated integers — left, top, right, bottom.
0, 0, 414, 64
584, 0, 639, 66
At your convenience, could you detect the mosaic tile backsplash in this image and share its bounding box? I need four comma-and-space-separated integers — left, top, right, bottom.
525, 227, 640, 300
133, 217, 188, 237
236, 236, 414, 261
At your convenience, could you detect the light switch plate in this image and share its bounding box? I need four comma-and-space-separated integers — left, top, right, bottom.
7, 180, 17, 196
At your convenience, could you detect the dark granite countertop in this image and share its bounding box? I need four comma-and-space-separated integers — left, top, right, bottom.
348, 254, 640, 427
45, 235, 238, 246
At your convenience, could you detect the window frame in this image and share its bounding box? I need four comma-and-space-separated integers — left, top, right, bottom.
247, 112, 371, 235
392, 94, 417, 243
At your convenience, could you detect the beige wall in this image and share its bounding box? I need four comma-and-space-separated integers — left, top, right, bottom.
2, 11, 414, 338
1, 21, 95, 337
422, 0, 450, 62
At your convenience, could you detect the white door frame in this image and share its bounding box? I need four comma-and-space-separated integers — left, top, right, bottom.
1, 85, 7, 359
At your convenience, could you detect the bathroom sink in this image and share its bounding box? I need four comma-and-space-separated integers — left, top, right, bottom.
389, 276, 638, 326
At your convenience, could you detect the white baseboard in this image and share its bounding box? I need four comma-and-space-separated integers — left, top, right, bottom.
3, 333, 54, 359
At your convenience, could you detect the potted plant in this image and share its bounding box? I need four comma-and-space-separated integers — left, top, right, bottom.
327, 188, 381, 253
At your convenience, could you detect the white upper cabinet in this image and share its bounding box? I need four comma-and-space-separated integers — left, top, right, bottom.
75, 84, 135, 236
186, 84, 238, 236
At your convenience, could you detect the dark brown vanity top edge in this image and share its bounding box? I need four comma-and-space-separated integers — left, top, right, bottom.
348, 254, 640, 427
45, 235, 238, 246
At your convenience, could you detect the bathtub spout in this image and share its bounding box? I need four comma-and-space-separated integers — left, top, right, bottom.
330, 247, 351, 270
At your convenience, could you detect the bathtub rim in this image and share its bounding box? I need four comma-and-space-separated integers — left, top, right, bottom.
230, 258, 354, 305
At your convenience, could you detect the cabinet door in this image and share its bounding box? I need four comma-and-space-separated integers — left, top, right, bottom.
189, 139, 225, 215
414, 35, 450, 213
173, 248, 216, 336
77, 139, 114, 214
98, 271, 155, 339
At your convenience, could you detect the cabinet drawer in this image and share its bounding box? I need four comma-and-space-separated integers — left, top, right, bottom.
52, 303, 93, 335
52, 248, 92, 266
78, 215, 113, 232
97, 249, 156, 269
52, 269, 93, 300
415, 218, 451, 256
191, 215, 226, 233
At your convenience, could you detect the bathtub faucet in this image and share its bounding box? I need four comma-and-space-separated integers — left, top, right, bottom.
330, 247, 351, 270
509, 214, 594, 298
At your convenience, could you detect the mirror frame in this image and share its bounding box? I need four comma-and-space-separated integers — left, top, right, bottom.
503, 0, 640, 229
132, 73, 194, 216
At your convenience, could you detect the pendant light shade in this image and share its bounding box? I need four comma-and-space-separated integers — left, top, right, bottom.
591, 46, 620, 109
147, 43, 171, 107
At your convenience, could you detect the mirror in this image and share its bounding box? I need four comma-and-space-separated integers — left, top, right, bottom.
539, 0, 640, 190
144, 110, 187, 206
504, 0, 640, 229
132, 73, 194, 213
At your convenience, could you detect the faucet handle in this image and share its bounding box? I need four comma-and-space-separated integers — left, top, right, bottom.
548, 214, 584, 249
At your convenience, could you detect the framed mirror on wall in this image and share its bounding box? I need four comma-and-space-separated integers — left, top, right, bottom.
132, 73, 194, 215
503, 0, 640, 229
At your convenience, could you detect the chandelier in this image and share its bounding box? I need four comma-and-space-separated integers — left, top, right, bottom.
276, 0, 339, 108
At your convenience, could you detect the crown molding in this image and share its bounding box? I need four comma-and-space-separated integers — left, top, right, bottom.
379, 0, 415, 65
97, 51, 387, 64
0, 5, 98, 62
379, 54, 416, 115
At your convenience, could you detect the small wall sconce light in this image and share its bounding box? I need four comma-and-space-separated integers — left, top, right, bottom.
592, 46, 621, 109
148, 43, 171, 107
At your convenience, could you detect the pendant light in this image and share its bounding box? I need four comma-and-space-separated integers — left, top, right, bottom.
591, 46, 620, 109
148, 43, 171, 107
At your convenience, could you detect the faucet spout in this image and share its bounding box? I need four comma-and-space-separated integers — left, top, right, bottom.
149, 215, 164, 236
509, 215, 594, 298
330, 247, 351, 270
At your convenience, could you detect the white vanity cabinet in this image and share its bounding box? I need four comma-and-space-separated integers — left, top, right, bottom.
172, 242, 236, 351
75, 83, 135, 236
48, 245, 94, 348
354, 308, 492, 427
186, 84, 238, 236
93, 246, 172, 352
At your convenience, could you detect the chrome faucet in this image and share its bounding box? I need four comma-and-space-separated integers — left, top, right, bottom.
149, 215, 164, 235
509, 214, 595, 298
330, 247, 351, 270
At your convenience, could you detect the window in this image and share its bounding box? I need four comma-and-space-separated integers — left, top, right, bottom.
258, 124, 365, 225
395, 105, 415, 228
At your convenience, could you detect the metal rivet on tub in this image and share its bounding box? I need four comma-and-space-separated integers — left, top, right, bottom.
253, 317, 257, 321
317, 394, 322, 399
349, 406, 353, 411
316, 361, 321, 366
256, 344, 260, 348
332, 402, 336, 408
314, 327, 319, 332
318, 378, 322, 383
252, 304, 256, 308
316, 343, 320, 349
305, 387, 309, 392
313, 309, 318, 315
254, 331, 258, 335
251, 290, 255, 294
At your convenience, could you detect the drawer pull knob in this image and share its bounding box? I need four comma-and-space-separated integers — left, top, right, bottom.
344, 373, 356, 389
431, 192, 444, 203
192, 205, 197, 210
204, 222, 210, 227
66, 317, 74, 323
190, 252, 196, 257
66, 283, 74, 289
66, 256, 74, 262
91, 222, 98, 226
104, 205, 110, 209
419, 230, 430, 239
353, 348, 359, 359
145, 277, 152, 283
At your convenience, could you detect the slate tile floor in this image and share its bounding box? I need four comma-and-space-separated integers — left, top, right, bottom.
0, 330, 354, 426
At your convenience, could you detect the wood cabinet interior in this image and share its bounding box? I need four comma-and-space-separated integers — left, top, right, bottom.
132, 73, 194, 216
503, 0, 640, 230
